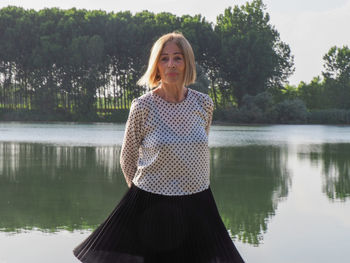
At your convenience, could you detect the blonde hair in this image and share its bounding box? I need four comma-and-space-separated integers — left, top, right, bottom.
137, 32, 196, 88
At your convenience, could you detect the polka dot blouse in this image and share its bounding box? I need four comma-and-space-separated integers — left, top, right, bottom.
120, 88, 214, 196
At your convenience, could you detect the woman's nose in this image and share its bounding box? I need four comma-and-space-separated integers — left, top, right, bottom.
167, 58, 175, 68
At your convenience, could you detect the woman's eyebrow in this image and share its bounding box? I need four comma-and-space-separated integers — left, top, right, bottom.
160, 52, 183, 55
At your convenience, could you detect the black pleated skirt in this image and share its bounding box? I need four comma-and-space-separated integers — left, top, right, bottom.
73, 184, 245, 263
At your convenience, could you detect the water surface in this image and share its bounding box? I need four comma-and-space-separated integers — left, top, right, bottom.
0, 122, 349, 262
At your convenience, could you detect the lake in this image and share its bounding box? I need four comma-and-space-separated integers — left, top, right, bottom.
0, 122, 349, 263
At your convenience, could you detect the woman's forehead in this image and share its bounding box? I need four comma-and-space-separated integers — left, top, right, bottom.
161, 41, 182, 54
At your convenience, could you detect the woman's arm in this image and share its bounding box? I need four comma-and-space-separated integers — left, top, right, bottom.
120, 98, 144, 187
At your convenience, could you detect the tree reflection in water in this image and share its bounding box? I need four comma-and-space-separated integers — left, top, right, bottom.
298, 143, 350, 201
0, 142, 292, 247
210, 145, 291, 245
0, 142, 127, 233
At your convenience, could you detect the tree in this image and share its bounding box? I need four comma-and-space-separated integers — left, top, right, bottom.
323, 46, 350, 80
215, 0, 294, 107
297, 77, 326, 110
322, 46, 350, 109
0, 3, 295, 121
188, 64, 210, 94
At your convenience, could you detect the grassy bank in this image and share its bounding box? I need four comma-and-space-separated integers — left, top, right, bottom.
1, 108, 350, 125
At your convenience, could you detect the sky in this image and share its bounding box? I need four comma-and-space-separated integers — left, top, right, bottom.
1, 0, 350, 85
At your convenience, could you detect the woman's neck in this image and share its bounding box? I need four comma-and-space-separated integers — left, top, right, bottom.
154, 84, 188, 103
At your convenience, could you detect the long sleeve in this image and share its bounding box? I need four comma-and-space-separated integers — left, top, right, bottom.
205, 96, 214, 136
119, 88, 212, 195
120, 98, 144, 187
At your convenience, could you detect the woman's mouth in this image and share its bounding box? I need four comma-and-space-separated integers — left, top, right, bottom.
167, 72, 178, 76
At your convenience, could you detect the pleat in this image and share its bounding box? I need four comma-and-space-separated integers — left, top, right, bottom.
73, 184, 245, 263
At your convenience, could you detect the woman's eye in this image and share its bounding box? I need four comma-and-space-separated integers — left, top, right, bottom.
175, 56, 182, 61
161, 57, 168, 62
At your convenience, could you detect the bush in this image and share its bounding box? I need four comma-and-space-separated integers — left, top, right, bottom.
0, 109, 77, 122
212, 94, 309, 124
102, 109, 129, 123
271, 99, 308, 124
213, 92, 275, 123
308, 109, 350, 124
242, 92, 274, 113
239, 92, 275, 123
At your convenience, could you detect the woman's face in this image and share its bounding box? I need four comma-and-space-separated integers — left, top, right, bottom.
157, 41, 185, 87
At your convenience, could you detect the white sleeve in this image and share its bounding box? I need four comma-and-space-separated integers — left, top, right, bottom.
120, 99, 144, 187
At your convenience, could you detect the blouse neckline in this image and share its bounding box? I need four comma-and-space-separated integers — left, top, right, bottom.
151, 88, 191, 105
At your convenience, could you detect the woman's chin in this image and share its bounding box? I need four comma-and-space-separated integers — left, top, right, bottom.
162, 78, 183, 86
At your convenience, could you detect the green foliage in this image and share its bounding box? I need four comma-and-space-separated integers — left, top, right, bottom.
214, 91, 308, 124
308, 109, 350, 124
215, 0, 294, 106
0, 108, 77, 121
213, 91, 270, 123
0, 2, 295, 122
321, 45, 350, 109
1, 4, 348, 124
270, 45, 350, 124
272, 99, 308, 124
296, 77, 326, 110
188, 64, 210, 94
235, 92, 274, 123
323, 45, 350, 80
102, 109, 130, 123
273, 84, 299, 103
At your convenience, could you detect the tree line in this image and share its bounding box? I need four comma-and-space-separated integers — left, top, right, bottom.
0, 0, 295, 121
277, 46, 350, 124
226, 45, 350, 124
0, 0, 349, 123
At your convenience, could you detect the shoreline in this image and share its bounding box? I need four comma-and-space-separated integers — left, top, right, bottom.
0, 119, 349, 126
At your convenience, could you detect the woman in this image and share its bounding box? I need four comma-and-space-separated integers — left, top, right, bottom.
73, 32, 245, 263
